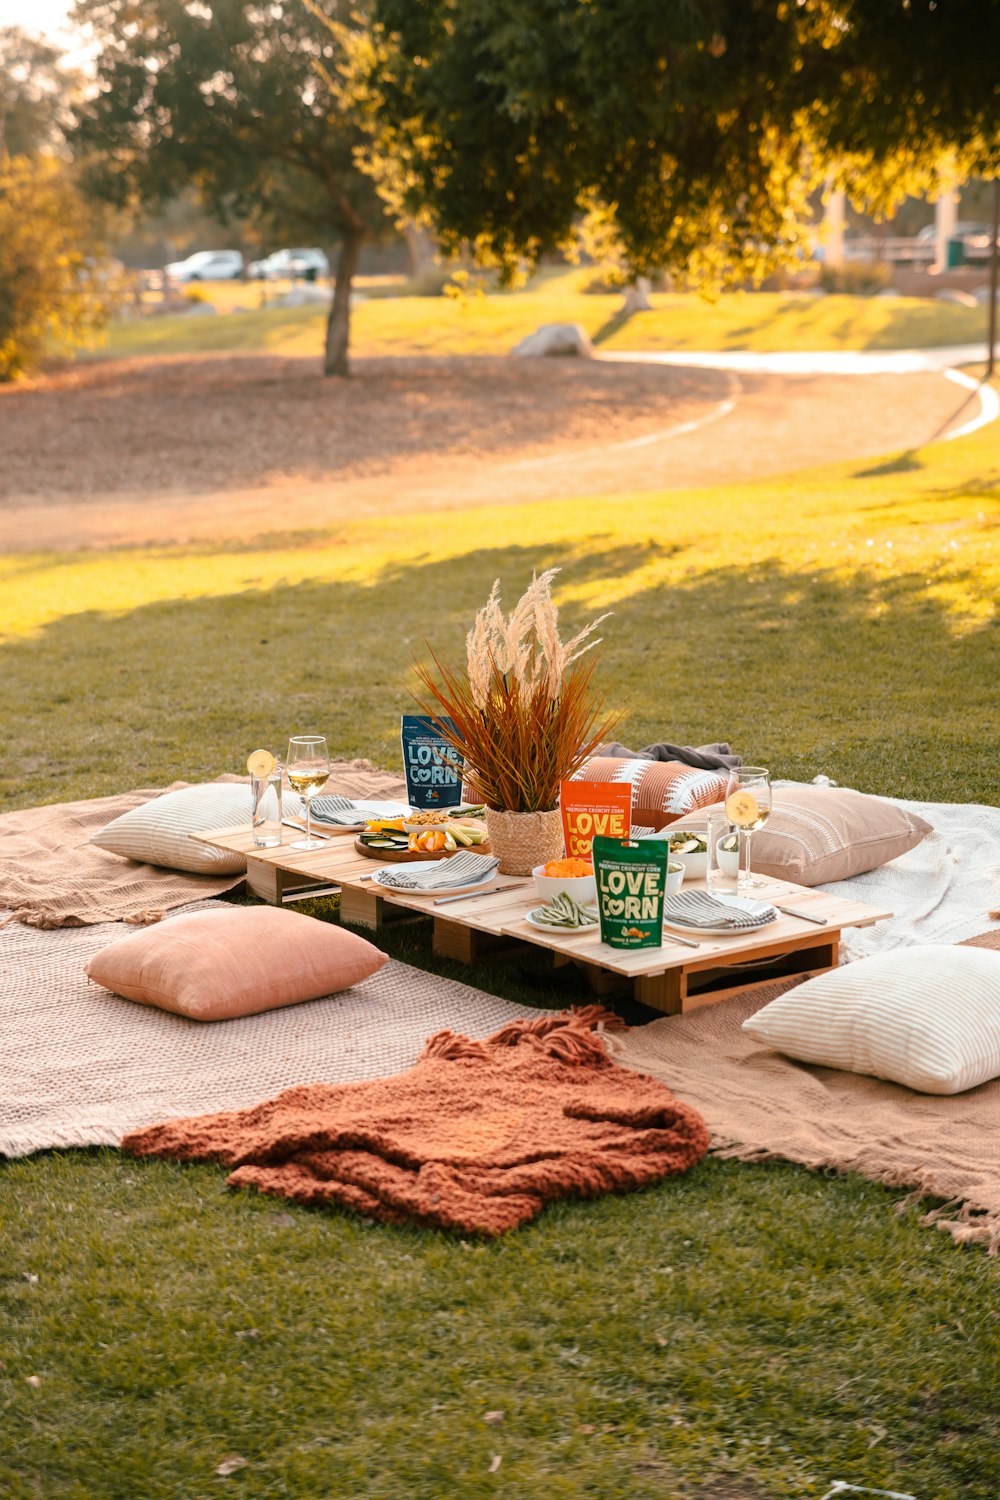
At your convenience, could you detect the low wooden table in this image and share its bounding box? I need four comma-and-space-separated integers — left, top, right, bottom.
196, 824, 893, 1015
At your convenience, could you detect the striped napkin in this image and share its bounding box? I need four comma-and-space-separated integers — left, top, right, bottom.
664, 890, 776, 931
376, 852, 501, 891
310, 795, 367, 827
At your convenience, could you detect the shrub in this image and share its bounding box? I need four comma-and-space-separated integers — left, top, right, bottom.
0, 154, 110, 380
819, 260, 894, 295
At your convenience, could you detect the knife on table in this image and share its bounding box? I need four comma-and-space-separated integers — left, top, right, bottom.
774, 905, 827, 926
281, 820, 333, 841
433, 883, 530, 906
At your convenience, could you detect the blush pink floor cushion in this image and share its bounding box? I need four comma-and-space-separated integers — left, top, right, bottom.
85, 906, 387, 1021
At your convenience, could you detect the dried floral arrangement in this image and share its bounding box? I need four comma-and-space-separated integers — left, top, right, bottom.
412, 570, 624, 813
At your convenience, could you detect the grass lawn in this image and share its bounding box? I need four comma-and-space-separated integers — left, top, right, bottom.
98, 266, 990, 363
1, 415, 999, 1498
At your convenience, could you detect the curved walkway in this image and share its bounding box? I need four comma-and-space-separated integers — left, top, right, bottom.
600, 341, 995, 375
601, 343, 999, 442
0, 346, 993, 551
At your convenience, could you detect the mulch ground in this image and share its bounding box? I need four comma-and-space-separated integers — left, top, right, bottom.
0, 351, 973, 550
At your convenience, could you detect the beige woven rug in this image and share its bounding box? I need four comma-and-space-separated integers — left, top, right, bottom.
0, 902, 549, 1159
0, 761, 407, 929
605, 930, 1000, 1253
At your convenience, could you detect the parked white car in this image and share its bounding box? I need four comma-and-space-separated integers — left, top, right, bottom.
246, 247, 330, 282
163, 249, 244, 282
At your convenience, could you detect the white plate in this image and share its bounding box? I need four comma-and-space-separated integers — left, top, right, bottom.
370, 860, 497, 896
308, 799, 411, 830
661, 892, 778, 936
524, 906, 599, 933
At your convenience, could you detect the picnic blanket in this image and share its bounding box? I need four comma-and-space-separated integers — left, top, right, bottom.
4, 897, 1000, 1247
122, 1008, 711, 1236
0, 761, 407, 929
606, 929, 1000, 1254
0, 904, 554, 1158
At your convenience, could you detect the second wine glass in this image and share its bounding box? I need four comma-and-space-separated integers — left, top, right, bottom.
724, 765, 772, 890
285, 735, 331, 850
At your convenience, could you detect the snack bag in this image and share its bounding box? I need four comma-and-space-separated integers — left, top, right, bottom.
592, 835, 668, 950
400, 715, 464, 810
559, 780, 632, 861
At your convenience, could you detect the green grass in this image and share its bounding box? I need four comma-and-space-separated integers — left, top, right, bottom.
3, 1147, 996, 1500
1, 415, 999, 1498
1, 415, 996, 808
97, 266, 989, 362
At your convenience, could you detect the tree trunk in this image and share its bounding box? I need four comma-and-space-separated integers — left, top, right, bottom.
324, 228, 363, 377
404, 221, 435, 278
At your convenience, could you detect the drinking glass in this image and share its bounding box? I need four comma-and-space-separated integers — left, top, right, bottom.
251, 762, 283, 847
285, 735, 331, 850
724, 765, 772, 890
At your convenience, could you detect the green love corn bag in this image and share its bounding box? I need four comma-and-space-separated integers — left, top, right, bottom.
592, 835, 668, 950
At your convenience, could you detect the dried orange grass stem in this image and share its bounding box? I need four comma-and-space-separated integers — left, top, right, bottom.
413, 571, 623, 812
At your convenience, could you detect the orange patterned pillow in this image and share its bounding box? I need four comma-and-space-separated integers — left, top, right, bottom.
571, 757, 726, 831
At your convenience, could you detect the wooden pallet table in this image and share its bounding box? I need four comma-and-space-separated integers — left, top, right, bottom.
194, 824, 893, 1015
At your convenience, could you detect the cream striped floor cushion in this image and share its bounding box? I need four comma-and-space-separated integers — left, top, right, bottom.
90, 784, 267, 874
743, 945, 1000, 1095
571, 757, 726, 830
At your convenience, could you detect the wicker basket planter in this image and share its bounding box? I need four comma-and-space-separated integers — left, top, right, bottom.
485, 807, 565, 877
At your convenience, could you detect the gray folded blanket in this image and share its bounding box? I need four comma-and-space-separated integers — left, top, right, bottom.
597, 741, 742, 771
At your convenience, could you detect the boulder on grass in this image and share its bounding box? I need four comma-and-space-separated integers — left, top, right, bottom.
935, 288, 978, 308
513, 322, 594, 358
271, 283, 331, 308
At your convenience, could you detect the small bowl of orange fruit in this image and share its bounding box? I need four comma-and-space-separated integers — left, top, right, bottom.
532, 856, 597, 905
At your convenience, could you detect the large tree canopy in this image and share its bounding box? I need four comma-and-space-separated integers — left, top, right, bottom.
0, 27, 78, 157
72, 0, 394, 374
361, 0, 1000, 285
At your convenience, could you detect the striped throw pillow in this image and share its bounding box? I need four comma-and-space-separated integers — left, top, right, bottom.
90, 784, 264, 874
571, 757, 726, 830
742, 946, 1000, 1095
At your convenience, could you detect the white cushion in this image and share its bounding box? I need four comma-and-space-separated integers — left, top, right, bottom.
742, 945, 1000, 1095
90, 784, 266, 874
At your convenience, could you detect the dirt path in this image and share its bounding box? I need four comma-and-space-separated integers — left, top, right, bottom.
0, 352, 976, 551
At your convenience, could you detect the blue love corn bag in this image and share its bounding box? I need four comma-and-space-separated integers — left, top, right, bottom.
400, 715, 465, 810
592, 835, 668, 950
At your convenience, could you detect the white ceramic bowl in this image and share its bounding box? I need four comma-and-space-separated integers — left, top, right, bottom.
658, 826, 710, 879
402, 819, 451, 835
532, 865, 598, 905
664, 861, 685, 895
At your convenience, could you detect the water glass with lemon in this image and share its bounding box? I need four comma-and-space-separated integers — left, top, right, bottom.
247, 748, 283, 848
724, 766, 772, 890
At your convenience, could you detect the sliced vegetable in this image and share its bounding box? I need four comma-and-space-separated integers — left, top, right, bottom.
530, 892, 599, 929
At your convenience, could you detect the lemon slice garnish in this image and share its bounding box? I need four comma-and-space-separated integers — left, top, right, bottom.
247, 749, 276, 778
726, 790, 759, 825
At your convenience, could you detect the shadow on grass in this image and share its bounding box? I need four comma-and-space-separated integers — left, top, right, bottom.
1, 540, 997, 810
591, 306, 637, 346
853, 449, 925, 478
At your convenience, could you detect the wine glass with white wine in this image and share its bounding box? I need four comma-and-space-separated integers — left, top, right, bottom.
724, 765, 772, 891
285, 735, 331, 850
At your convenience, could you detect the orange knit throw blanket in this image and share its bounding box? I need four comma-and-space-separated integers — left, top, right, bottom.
122, 1008, 710, 1236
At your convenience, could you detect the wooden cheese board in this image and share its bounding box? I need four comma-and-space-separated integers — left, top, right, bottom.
353, 836, 493, 863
